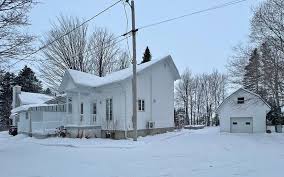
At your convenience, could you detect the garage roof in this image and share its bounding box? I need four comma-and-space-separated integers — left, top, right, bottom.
216, 88, 271, 112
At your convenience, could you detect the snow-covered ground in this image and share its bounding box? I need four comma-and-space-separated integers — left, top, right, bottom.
1, 127, 284, 177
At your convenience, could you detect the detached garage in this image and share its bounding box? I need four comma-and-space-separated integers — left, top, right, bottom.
217, 88, 270, 133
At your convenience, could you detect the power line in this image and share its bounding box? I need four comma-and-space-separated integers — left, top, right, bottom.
14, 35, 130, 64
138, 0, 250, 30
8, 0, 123, 68
19, 35, 130, 62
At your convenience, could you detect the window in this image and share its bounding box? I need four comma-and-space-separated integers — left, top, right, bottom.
25, 112, 29, 120
237, 97, 245, 104
68, 97, 72, 113
106, 98, 113, 120
91, 103, 97, 123
246, 122, 251, 125
138, 99, 145, 111
92, 103, 97, 115
80, 103, 84, 115
233, 122, 237, 125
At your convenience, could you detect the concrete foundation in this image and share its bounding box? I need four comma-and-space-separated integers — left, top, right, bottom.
101, 127, 175, 139
19, 127, 175, 139
65, 126, 102, 138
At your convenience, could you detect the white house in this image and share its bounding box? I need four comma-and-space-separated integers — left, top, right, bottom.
217, 88, 271, 133
11, 55, 180, 139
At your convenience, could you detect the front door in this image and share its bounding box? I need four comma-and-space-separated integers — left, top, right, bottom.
106, 98, 113, 129
91, 102, 97, 125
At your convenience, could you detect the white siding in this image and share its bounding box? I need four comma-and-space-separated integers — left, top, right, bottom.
124, 60, 175, 130
18, 112, 29, 133
218, 89, 270, 133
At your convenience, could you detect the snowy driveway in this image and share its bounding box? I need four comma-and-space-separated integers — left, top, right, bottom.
0, 127, 284, 177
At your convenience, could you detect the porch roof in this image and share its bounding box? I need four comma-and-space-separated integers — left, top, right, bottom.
19, 92, 54, 105
11, 104, 57, 113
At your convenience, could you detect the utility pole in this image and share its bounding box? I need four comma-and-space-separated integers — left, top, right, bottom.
129, 0, 138, 141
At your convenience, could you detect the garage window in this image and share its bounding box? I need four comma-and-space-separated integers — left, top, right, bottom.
237, 97, 244, 104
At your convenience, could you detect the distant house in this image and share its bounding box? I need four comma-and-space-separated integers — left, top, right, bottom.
10, 87, 66, 136
217, 88, 271, 133
11, 55, 180, 139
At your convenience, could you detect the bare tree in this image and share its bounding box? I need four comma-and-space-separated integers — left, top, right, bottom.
226, 44, 252, 87
39, 16, 90, 89
116, 51, 130, 70
175, 69, 227, 126
251, 0, 284, 53
0, 0, 36, 66
251, 0, 284, 108
88, 27, 120, 77
175, 68, 193, 125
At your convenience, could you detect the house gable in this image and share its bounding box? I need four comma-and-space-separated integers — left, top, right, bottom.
59, 71, 78, 92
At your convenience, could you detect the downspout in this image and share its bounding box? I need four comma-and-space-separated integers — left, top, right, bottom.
150, 68, 153, 122
66, 94, 68, 125
78, 92, 81, 125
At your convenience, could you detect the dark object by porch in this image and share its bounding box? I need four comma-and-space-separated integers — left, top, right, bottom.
9, 126, 17, 136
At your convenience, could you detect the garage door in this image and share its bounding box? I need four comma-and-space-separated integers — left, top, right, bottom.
230, 117, 253, 133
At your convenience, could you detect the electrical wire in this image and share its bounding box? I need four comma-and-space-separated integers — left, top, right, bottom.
8, 0, 123, 68
14, 35, 130, 64
138, 0, 250, 30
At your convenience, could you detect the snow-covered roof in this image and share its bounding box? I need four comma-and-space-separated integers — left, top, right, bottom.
216, 88, 271, 112
62, 55, 180, 90
19, 92, 54, 105
11, 104, 56, 113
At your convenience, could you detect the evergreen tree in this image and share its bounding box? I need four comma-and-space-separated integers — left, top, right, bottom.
141, 46, 152, 64
42, 88, 52, 95
0, 72, 15, 129
242, 48, 262, 94
15, 66, 42, 93
260, 42, 284, 107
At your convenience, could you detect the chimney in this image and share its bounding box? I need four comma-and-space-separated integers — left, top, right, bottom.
12, 85, 21, 109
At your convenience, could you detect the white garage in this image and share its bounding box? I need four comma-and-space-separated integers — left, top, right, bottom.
217, 88, 270, 133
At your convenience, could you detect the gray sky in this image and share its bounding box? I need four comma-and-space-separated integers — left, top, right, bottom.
22, 0, 261, 76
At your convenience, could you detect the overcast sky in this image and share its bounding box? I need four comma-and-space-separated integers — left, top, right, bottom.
21, 0, 261, 76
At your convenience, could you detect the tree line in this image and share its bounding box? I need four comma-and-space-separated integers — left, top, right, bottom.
0, 66, 50, 129
227, 0, 284, 111
175, 69, 226, 126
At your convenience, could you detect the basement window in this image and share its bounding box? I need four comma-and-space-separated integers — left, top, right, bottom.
237, 97, 245, 104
